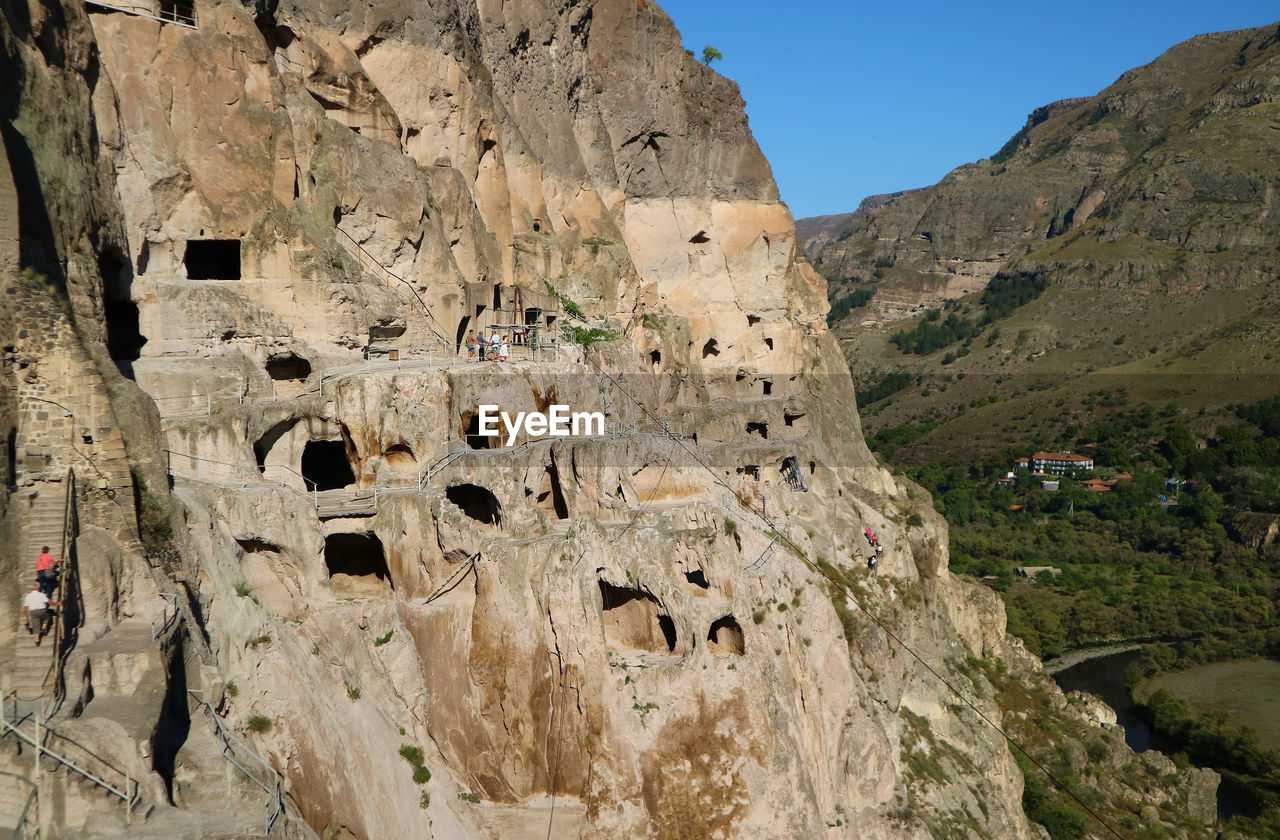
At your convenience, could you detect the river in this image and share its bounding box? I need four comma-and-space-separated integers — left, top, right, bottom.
1051, 648, 1262, 820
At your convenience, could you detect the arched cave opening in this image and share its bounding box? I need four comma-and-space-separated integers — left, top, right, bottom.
534, 463, 568, 520
764, 337, 774, 350
746, 422, 768, 440
701, 338, 720, 359
455, 315, 471, 352
446, 483, 502, 526
100, 245, 146, 375
301, 439, 355, 490
384, 443, 417, 471
463, 412, 493, 450
324, 532, 393, 598
183, 239, 241, 280
706, 615, 745, 655
598, 580, 676, 653
266, 352, 311, 381
253, 417, 300, 471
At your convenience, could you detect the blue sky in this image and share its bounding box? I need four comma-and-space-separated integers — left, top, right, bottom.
657, 2, 1280, 219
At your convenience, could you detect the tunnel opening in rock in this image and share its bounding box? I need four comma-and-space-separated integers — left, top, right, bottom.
598, 580, 676, 653
535, 463, 569, 519
151, 639, 191, 803
746, 422, 768, 439
761, 380, 772, 395
701, 338, 719, 359
764, 337, 773, 350
463, 411, 493, 449
446, 483, 501, 526
324, 532, 392, 597
649, 349, 661, 366
5, 427, 15, 489
455, 315, 471, 351
384, 443, 417, 471
684, 569, 709, 589
302, 439, 355, 490
266, 352, 311, 381
182, 239, 241, 280
253, 417, 301, 471
100, 245, 146, 372
706, 615, 744, 655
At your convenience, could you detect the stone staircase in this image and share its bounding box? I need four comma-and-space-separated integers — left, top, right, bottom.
13, 478, 71, 705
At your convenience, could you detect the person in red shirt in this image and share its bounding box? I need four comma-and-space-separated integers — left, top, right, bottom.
36, 545, 58, 598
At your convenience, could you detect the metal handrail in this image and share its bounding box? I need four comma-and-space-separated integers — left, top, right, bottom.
0, 693, 137, 816
0, 770, 36, 840
187, 690, 284, 836
84, 0, 197, 28
151, 593, 179, 641
50, 468, 76, 707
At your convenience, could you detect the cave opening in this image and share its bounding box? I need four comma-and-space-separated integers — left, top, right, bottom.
183, 239, 241, 280
689, 230, 710, 244
701, 338, 719, 359
384, 443, 417, 471
746, 422, 768, 439
535, 463, 569, 520
446, 483, 502, 526
706, 615, 744, 655
5, 427, 16, 489
324, 532, 393, 598
158, 0, 195, 24
683, 569, 709, 589
100, 245, 146, 375
463, 412, 493, 450
301, 439, 355, 490
649, 349, 661, 366
598, 580, 676, 653
266, 352, 311, 381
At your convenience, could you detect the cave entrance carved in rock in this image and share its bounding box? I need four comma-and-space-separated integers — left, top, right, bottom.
183, 239, 241, 280
324, 532, 392, 598
706, 615, 745, 655
446, 483, 501, 526
598, 580, 676, 653
302, 439, 355, 490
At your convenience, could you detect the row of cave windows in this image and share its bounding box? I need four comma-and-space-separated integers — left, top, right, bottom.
317, 534, 743, 655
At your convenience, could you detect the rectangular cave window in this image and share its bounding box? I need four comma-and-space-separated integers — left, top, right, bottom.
158, 0, 196, 25
746, 422, 768, 439
183, 239, 241, 280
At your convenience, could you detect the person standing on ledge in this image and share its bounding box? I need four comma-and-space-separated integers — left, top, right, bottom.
466, 329, 477, 362
477, 330, 487, 361
36, 545, 57, 598
23, 582, 53, 646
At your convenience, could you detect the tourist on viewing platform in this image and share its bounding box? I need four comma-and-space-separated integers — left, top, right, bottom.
490, 331, 500, 361
36, 545, 58, 597
466, 329, 477, 361
23, 583, 53, 646
500, 336, 510, 362
477, 330, 487, 361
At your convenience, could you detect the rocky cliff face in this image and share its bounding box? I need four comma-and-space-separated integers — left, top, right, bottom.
1, 0, 1218, 838
814, 23, 1280, 325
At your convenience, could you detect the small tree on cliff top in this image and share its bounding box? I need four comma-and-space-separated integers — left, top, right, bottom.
701, 45, 722, 66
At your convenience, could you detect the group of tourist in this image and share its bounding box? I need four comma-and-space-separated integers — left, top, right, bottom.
22, 545, 59, 646
465, 329, 509, 363
863, 528, 884, 572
